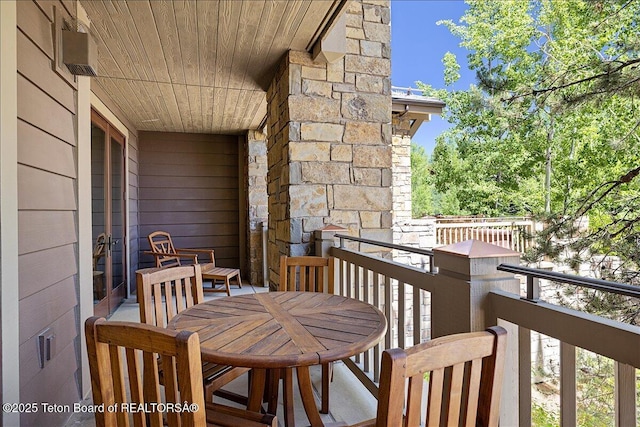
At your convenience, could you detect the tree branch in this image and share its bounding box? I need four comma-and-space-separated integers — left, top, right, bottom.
501, 57, 640, 102
575, 166, 640, 217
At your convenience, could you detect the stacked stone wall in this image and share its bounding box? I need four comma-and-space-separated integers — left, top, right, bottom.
246, 130, 268, 286
266, 0, 393, 287
392, 134, 412, 222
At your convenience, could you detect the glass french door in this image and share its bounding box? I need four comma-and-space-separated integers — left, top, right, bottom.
91, 109, 126, 317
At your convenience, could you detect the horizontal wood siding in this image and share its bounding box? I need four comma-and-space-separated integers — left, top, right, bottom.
129, 133, 140, 293
139, 132, 240, 270
19, 307, 77, 387
18, 211, 76, 255
17, 2, 80, 425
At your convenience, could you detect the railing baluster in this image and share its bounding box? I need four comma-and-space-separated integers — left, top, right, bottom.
560, 342, 576, 427
340, 258, 346, 296
355, 265, 361, 364
363, 269, 371, 373
519, 326, 532, 427
373, 272, 381, 382
346, 261, 352, 299
384, 275, 392, 349
412, 286, 420, 346
364, 268, 370, 304
398, 281, 405, 349
614, 362, 637, 427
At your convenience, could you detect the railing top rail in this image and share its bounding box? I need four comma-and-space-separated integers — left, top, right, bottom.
435, 216, 532, 223
334, 234, 434, 257
498, 263, 640, 299
436, 220, 534, 227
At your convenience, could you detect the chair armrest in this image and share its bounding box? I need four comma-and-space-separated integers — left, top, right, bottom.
175, 248, 215, 264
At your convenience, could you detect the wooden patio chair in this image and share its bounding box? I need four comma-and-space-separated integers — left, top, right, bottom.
92, 232, 107, 269
137, 264, 250, 406
277, 255, 335, 415
85, 317, 277, 427
92, 233, 107, 300
146, 230, 215, 268
146, 230, 241, 295
344, 326, 507, 427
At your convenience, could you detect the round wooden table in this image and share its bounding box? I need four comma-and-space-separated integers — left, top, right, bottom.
167, 291, 387, 426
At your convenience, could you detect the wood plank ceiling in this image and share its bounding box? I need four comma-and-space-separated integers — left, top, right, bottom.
80, 0, 342, 134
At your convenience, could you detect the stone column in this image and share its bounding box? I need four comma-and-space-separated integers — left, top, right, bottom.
392, 133, 412, 223
432, 239, 520, 426
266, 0, 392, 288
245, 130, 268, 286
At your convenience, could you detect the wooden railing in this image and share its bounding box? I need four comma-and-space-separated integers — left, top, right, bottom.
495, 264, 640, 427
436, 217, 535, 253
330, 234, 435, 397
322, 233, 639, 426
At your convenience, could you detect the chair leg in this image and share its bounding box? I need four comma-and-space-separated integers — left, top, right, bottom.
235, 271, 243, 288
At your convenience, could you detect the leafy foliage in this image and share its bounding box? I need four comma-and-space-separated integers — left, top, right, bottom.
410, 144, 434, 218
409, 2, 640, 421
413, 0, 640, 288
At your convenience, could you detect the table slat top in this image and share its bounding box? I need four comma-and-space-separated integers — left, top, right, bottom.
167, 292, 387, 368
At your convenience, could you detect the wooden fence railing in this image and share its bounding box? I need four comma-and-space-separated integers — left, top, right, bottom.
435, 217, 536, 253
322, 233, 639, 426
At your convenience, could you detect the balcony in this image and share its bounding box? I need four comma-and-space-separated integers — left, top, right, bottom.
68, 233, 639, 427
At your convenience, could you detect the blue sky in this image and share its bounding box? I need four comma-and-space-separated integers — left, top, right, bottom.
390, 0, 474, 153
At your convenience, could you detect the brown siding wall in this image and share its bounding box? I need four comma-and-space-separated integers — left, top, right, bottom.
17, 1, 80, 426
138, 132, 240, 271
128, 133, 140, 291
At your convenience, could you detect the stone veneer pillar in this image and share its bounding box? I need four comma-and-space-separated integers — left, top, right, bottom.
392, 133, 412, 223
266, 0, 392, 287
245, 130, 268, 286
391, 115, 437, 263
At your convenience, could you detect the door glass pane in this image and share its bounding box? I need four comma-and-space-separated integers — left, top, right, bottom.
110, 137, 124, 291
91, 124, 107, 303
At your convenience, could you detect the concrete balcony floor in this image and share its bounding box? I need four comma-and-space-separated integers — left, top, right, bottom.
65, 283, 378, 427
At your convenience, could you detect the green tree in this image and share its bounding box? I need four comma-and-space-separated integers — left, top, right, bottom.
417, 0, 640, 284
410, 143, 433, 218
414, 4, 640, 425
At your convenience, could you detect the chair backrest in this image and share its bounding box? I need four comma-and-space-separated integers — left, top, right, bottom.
137, 264, 204, 328
85, 316, 206, 427
93, 233, 106, 269
279, 255, 334, 293
148, 231, 181, 268
376, 326, 507, 427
